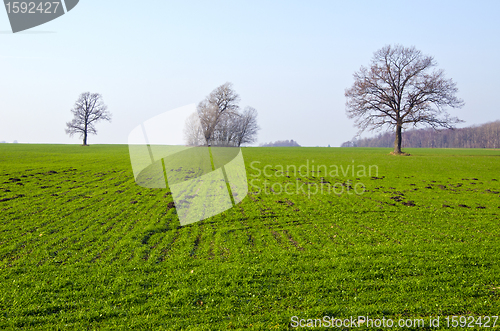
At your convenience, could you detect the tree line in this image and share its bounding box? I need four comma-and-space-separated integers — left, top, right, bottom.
342, 121, 500, 149
259, 140, 301, 147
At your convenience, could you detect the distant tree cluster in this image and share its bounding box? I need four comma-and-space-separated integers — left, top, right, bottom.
259, 139, 301, 147
185, 83, 260, 147
341, 121, 500, 149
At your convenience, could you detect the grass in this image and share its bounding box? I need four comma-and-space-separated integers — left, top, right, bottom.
0, 144, 500, 329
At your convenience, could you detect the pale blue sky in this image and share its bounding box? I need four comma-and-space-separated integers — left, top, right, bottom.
1, 0, 499, 146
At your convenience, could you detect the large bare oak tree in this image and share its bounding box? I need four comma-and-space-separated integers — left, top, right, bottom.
345, 45, 464, 154
65, 92, 112, 146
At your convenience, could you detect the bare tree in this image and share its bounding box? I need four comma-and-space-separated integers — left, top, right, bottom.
184, 112, 205, 146
186, 83, 260, 147
211, 112, 239, 146
65, 92, 111, 146
234, 107, 260, 147
345, 45, 464, 154
197, 82, 240, 146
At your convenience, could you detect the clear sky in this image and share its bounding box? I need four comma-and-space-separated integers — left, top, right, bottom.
1, 0, 499, 146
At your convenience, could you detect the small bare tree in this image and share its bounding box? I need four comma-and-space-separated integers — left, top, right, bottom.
65, 92, 111, 146
234, 107, 260, 147
183, 112, 205, 146
345, 45, 464, 154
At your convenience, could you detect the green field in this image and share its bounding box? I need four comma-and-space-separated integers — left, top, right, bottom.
1, 144, 500, 330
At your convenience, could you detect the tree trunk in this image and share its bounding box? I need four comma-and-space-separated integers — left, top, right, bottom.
82, 122, 88, 146
394, 124, 402, 154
